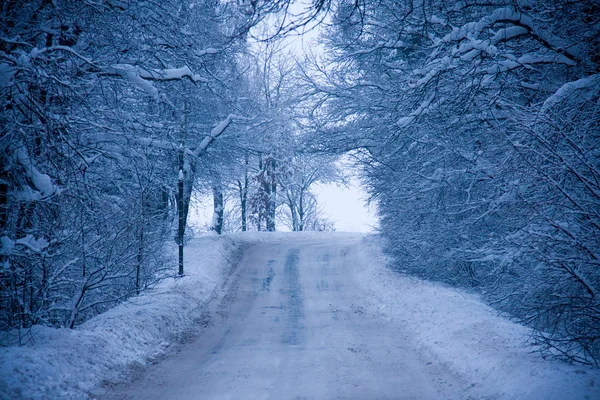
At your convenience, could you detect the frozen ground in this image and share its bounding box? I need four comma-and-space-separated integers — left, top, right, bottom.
1, 232, 598, 399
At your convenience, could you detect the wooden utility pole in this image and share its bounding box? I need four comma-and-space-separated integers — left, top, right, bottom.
178, 90, 189, 277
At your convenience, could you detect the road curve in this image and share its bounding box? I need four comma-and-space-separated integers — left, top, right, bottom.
103, 236, 466, 400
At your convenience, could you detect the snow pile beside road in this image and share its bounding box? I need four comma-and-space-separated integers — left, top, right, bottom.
0, 235, 243, 400
350, 235, 599, 400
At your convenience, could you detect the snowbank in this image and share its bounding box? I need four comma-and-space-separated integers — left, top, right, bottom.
0, 235, 243, 400
349, 235, 600, 400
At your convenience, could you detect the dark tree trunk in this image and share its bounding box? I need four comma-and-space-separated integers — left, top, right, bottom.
239, 152, 249, 232
266, 158, 276, 232
213, 185, 224, 235
239, 180, 247, 232
136, 190, 144, 295
298, 190, 304, 232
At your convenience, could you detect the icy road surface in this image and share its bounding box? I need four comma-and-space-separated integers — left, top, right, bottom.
106, 236, 467, 400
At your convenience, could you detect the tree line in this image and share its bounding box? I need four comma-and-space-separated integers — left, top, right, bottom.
298, 0, 599, 365
0, 0, 335, 341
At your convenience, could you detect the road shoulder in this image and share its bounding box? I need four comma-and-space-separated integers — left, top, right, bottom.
348, 235, 599, 400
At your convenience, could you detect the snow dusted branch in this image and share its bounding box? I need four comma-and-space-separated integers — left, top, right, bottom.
84, 115, 238, 159
482, 54, 576, 76
85, 133, 180, 152
0, 234, 50, 255
108, 64, 209, 98
192, 115, 234, 158
396, 93, 435, 128
445, 7, 581, 63
16, 148, 59, 200
541, 74, 600, 113
136, 66, 209, 83
35, 45, 96, 66
195, 48, 220, 57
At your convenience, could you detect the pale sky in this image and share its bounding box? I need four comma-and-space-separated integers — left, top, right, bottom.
313, 178, 378, 232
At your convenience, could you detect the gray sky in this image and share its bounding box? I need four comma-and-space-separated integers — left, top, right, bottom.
313, 179, 379, 232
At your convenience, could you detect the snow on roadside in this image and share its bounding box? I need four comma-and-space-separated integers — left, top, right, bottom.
0, 235, 243, 400
349, 235, 599, 400
4, 231, 596, 400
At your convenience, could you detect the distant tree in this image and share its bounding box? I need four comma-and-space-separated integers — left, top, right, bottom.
279, 151, 340, 231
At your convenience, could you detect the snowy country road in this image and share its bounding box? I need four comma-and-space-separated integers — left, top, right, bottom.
104, 235, 465, 400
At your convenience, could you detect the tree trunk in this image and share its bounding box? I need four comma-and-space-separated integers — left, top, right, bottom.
182, 163, 195, 235
257, 154, 264, 231
212, 184, 224, 235
68, 283, 87, 329
136, 190, 144, 295
239, 179, 247, 232
266, 158, 277, 232
178, 88, 189, 277
298, 190, 304, 232
287, 191, 298, 231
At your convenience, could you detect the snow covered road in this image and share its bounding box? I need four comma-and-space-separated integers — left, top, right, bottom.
91, 233, 599, 400
2, 233, 596, 399
104, 235, 467, 400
